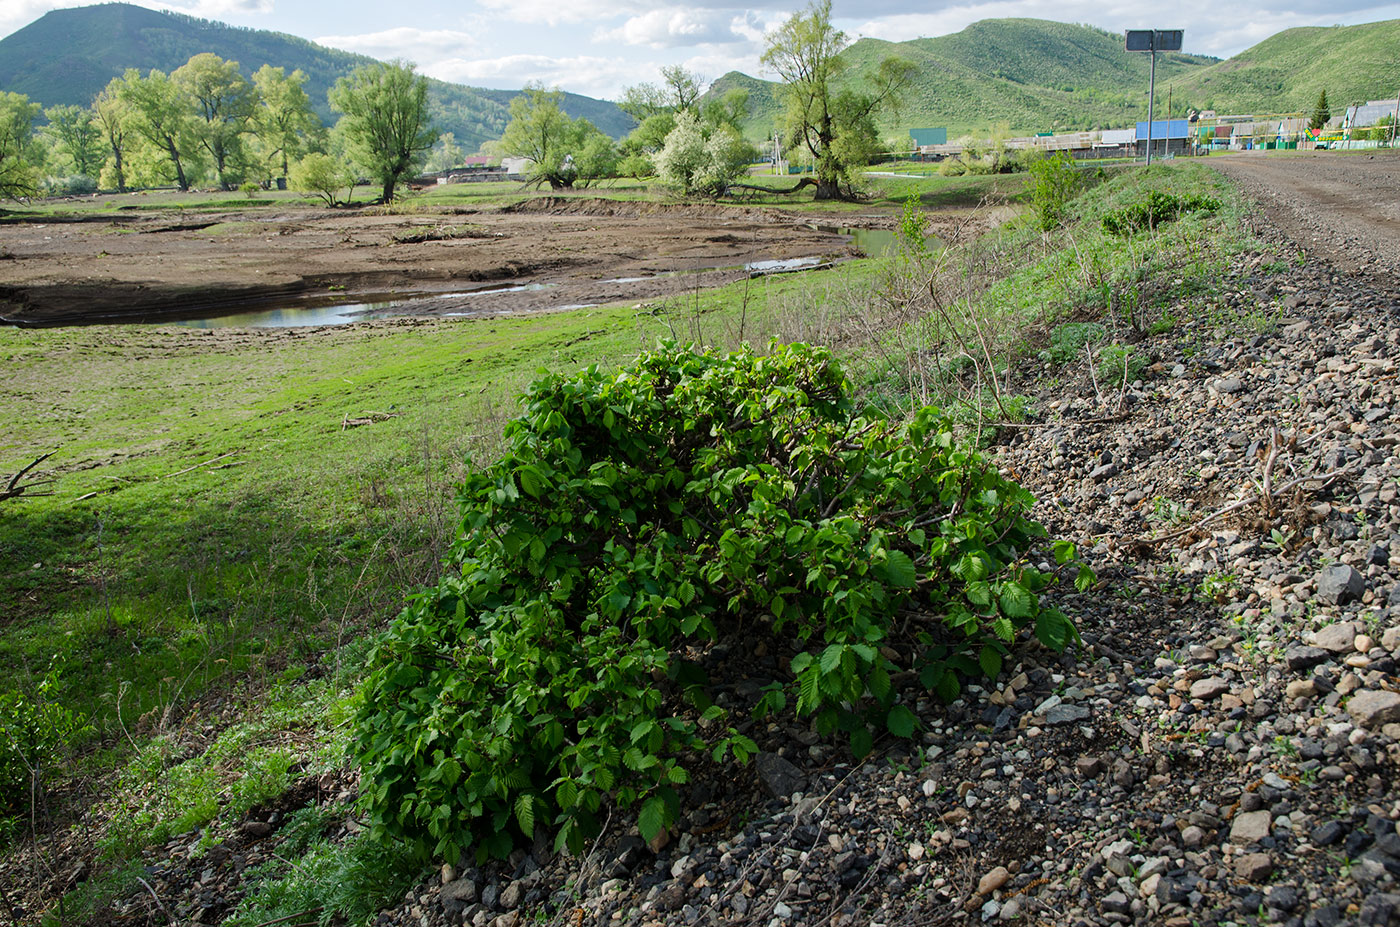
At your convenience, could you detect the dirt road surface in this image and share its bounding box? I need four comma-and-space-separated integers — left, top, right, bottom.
0, 196, 1000, 326
1208, 150, 1400, 272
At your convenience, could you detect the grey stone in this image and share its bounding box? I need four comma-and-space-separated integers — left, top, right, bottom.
1089, 463, 1118, 482
1316, 567, 1365, 607
1313, 620, 1359, 652
1045, 704, 1091, 725
1348, 689, 1400, 729
755, 751, 805, 799
1213, 377, 1245, 394
1282, 649, 1327, 672
1234, 852, 1274, 882
1310, 820, 1345, 847
1189, 677, 1230, 700
442, 878, 478, 914
1076, 756, 1106, 777
498, 881, 522, 910
1382, 626, 1400, 652
1230, 810, 1272, 845
1102, 891, 1131, 914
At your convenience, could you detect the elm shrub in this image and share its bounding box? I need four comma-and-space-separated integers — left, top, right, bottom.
352, 342, 1081, 862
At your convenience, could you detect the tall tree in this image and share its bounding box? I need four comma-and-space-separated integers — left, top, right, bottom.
252, 65, 318, 183
93, 81, 131, 193
0, 92, 41, 199
116, 68, 196, 191
426, 132, 464, 172
329, 60, 434, 203
1309, 89, 1331, 133
43, 104, 103, 177
761, 0, 913, 200
174, 53, 257, 190
500, 84, 614, 189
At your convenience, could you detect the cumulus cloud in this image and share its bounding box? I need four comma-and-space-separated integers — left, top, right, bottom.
428, 54, 652, 99
597, 9, 741, 47
315, 27, 481, 62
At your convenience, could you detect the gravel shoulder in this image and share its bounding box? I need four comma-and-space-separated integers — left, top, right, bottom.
1208, 151, 1400, 273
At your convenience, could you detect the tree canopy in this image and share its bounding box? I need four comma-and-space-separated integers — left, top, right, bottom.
762, 0, 914, 200
329, 60, 434, 203
0, 92, 41, 199
500, 84, 613, 189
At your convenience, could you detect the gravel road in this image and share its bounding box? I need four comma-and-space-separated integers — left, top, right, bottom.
1208, 150, 1400, 272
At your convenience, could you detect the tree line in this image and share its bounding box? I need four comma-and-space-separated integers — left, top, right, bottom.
1, 0, 911, 204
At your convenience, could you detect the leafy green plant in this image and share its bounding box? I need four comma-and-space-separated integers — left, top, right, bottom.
1095, 344, 1147, 386
353, 342, 1080, 863
1102, 190, 1220, 236
1028, 152, 1081, 231
0, 663, 93, 813
1040, 321, 1105, 365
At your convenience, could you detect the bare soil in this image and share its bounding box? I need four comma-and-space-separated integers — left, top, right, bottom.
0, 195, 1000, 326
1208, 149, 1400, 272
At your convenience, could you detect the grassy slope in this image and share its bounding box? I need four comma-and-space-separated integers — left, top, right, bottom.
711, 18, 1215, 139
1170, 19, 1400, 114
2, 164, 1266, 922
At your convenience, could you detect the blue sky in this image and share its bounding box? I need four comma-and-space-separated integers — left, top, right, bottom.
3, 0, 1399, 99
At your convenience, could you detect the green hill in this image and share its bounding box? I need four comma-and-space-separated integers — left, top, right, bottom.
1167, 19, 1400, 114
0, 3, 632, 146
717, 19, 1217, 139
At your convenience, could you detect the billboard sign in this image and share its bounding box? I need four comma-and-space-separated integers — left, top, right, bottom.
1126, 29, 1183, 51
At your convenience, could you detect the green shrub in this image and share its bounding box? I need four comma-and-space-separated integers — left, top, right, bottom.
1102, 190, 1219, 236
1040, 322, 1106, 365
240, 181, 261, 198
1028, 152, 1081, 230
352, 342, 1081, 863
1096, 345, 1148, 386
0, 665, 93, 813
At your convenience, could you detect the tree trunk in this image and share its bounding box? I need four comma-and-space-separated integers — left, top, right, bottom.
813, 179, 842, 201
111, 149, 126, 194
381, 178, 396, 203
167, 140, 188, 192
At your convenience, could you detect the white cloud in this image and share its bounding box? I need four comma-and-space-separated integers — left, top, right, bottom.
315, 27, 481, 63
428, 54, 649, 99
597, 8, 741, 47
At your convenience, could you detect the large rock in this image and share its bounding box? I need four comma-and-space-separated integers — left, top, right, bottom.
1316, 566, 1365, 606
1230, 810, 1272, 845
1234, 852, 1275, 883
441, 878, 478, 916
1284, 645, 1330, 671
755, 751, 806, 799
1189, 677, 1230, 700
1348, 689, 1400, 729
1313, 620, 1359, 652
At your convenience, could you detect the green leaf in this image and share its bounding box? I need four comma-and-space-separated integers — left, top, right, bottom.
978, 645, 1003, 679
849, 726, 874, 759
998, 582, 1033, 618
638, 795, 667, 842
1075, 565, 1096, 593
886, 704, 917, 738
879, 549, 917, 588
556, 778, 578, 809
819, 644, 844, 676
518, 466, 545, 498
514, 793, 535, 838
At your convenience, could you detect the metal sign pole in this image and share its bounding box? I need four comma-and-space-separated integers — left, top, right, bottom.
1146, 45, 1157, 166
1392, 90, 1399, 148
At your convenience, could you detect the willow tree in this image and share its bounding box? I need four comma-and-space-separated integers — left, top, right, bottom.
93, 80, 132, 192
174, 53, 257, 190
761, 0, 914, 200
116, 69, 197, 191
0, 92, 40, 199
252, 65, 318, 183
330, 60, 434, 203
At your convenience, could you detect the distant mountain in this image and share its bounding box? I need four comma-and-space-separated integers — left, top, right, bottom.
714, 19, 1218, 140
0, 3, 633, 146
1167, 19, 1400, 115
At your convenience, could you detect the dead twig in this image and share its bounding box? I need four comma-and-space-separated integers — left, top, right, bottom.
1, 452, 55, 501
1137, 461, 1358, 546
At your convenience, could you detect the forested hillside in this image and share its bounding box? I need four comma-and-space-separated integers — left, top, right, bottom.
0, 3, 632, 146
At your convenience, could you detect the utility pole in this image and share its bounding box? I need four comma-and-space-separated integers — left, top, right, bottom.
1392, 90, 1399, 148
1146, 50, 1157, 166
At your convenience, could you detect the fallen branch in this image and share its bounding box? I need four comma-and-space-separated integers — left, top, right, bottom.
341, 410, 403, 429
1, 452, 55, 501
159, 451, 237, 480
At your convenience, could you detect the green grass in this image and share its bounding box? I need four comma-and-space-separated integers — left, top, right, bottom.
1, 162, 1268, 922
